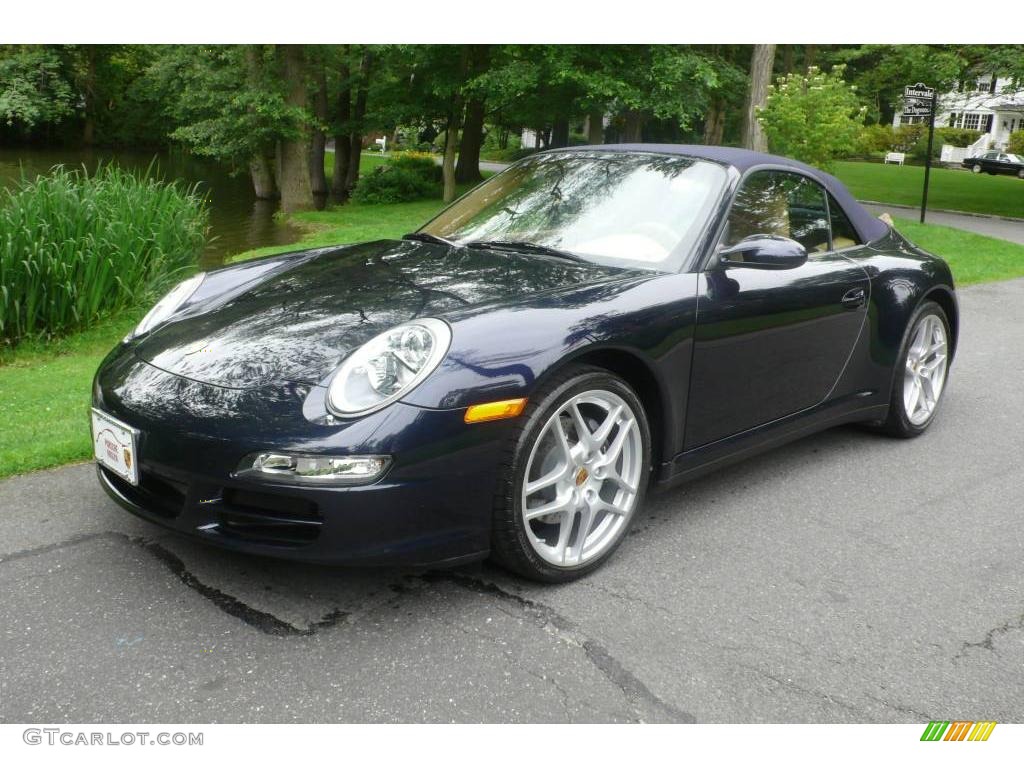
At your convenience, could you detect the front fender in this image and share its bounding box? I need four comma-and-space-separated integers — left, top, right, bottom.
401, 272, 700, 458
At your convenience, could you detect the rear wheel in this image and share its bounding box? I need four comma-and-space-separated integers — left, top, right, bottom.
490, 366, 651, 582
880, 301, 950, 438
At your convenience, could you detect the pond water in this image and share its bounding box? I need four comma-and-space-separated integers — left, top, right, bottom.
0, 147, 302, 268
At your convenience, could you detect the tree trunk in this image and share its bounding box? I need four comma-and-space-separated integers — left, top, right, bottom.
703, 98, 726, 145
331, 56, 352, 200
82, 47, 97, 146
244, 45, 278, 199
550, 117, 570, 148
805, 44, 817, 70
309, 63, 329, 199
782, 44, 794, 74
741, 44, 776, 152
587, 107, 604, 144
454, 96, 485, 183
277, 45, 315, 213
344, 50, 372, 195
443, 98, 462, 203
249, 155, 278, 199
620, 110, 645, 143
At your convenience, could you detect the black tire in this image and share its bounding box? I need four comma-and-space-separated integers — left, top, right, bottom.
1017, 168, 1024, 180
971, 164, 982, 174
489, 365, 652, 582
879, 300, 951, 438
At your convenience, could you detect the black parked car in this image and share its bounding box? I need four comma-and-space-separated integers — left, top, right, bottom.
92, 145, 958, 582
962, 150, 1024, 178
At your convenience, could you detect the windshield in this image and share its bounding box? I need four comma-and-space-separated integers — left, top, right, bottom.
419, 151, 728, 272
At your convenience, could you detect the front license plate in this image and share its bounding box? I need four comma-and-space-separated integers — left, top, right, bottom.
91, 408, 140, 486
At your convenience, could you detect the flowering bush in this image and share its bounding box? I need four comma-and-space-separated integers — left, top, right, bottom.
757, 65, 867, 172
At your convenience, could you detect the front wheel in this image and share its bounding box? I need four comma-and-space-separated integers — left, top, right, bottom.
1017, 168, 1024, 179
880, 301, 951, 438
490, 366, 651, 582
971, 164, 982, 174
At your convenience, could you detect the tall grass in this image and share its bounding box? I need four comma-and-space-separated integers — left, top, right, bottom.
0, 164, 208, 347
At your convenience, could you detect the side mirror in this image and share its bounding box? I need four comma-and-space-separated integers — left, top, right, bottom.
718, 235, 808, 270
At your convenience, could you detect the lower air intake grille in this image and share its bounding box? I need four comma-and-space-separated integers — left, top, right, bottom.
218, 488, 322, 546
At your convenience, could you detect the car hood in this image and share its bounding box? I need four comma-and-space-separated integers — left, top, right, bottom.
134, 239, 632, 389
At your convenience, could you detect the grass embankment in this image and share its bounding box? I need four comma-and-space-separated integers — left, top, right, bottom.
835, 161, 1024, 219
0, 165, 207, 346
3, 176, 1024, 479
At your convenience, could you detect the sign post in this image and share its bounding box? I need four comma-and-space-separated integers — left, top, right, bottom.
903, 83, 937, 223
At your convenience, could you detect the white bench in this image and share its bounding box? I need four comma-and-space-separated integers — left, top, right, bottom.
884, 151, 905, 166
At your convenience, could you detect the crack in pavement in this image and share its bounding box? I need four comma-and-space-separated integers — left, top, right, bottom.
138, 538, 349, 637
735, 662, 867, 719
0, 531, 347, 637
955, 611, 1024, 661
423, 570, 696, 723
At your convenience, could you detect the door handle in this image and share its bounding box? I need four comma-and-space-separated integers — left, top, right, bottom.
841, 287, 866, 309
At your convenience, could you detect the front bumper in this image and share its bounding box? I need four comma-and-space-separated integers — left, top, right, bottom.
93, 353, 512, 565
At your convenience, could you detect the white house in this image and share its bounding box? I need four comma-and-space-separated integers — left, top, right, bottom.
893, 74, 1024, 160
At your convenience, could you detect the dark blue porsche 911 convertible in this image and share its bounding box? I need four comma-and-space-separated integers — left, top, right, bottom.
92, 145, 957, 581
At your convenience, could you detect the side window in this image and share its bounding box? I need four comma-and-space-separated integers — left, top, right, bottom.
787, 177, 830, 253
722, 171, 831, 253
827, 194, 861, 250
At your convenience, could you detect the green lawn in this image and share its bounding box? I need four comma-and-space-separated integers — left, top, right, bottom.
892, 217, 1024, 285
232, 197, 450, 261
3, 201, 1023, 480
834, 161, 1024, 219
0, 315, 139, 477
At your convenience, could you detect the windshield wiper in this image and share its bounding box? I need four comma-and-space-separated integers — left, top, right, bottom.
402, 232, 459, 248
467, 240, 586, 263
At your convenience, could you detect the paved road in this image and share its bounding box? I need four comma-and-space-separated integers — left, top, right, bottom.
862, 202, 1024, 245
2, 280, 1022, 723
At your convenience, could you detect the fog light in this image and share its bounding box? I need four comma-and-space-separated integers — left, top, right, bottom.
238, 452, 391, 485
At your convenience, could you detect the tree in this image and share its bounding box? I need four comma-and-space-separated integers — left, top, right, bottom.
0, 46, 74, 132
455, 44, 490, 184
275, 45, 315, 212
308, 49, 329, 199
150, 45, 309, 207
742, 44, 775, 151
757, 65, 866, 171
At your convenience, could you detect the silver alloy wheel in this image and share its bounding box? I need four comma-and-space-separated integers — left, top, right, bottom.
902, 314, 948, 426
972, 164, 982, 173
521, 389, 643, 567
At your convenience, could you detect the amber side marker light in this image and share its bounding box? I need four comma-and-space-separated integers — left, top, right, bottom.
464, 397, 528, 424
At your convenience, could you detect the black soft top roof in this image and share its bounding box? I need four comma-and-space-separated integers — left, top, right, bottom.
553, 143, 891, 244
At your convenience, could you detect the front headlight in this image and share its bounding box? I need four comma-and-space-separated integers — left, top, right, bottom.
124, 272, 206, 342
327, 318, 451, 417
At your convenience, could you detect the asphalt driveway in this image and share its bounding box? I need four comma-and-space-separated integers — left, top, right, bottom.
1, 279, 1022, 723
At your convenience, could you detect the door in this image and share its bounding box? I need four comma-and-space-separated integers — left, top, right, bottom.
683, 170, 870, 450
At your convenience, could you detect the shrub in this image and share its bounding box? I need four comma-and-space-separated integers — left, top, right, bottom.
351, 151, 440, 204
859, 124, 898, 153
0, 164, 207, 347
1009, 130, 1024, 155
758, 65, 867, 172
907, 127, 983, 162
935, 127, 982, 148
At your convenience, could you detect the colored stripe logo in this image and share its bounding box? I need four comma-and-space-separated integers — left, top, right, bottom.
920, 721, 996, 741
